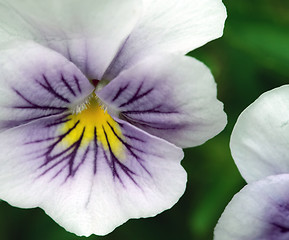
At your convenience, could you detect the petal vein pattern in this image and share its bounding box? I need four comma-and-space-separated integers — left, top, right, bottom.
0, 42, 187, 236
0, 115, 186, 236
0, 43, 93, 130
99, 54, 227, 148
0, 0, 227, 236
25, 115, 152, 185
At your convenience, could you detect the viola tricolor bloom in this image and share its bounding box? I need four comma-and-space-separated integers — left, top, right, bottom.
0, 0, 227, 236
214, 86, 289, 240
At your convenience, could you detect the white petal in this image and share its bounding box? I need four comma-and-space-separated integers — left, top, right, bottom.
105, 0, 227, 78
0, 0, 142, 78
231, 85, 289, 183
99, 54, 227, 148
0, 113, 186, 236
214, 174, 289, 240
0, 41, 94, 131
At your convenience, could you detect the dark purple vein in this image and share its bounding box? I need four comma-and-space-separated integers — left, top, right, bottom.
36, 74, 70, 103
93, 127, 98, 174
122, 114, 180, 130
45, 117, 71, 128
102, 125, 139, 186
13, 88, 68, 111
118, 82, 154, 108
106, 121, 151, 176
112, 82, 130, 102
41, 120, 80, 164
74, 75, 82, 93
60, 73, 76, 96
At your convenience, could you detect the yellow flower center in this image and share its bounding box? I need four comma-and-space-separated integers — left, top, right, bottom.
60, 94, 125, 159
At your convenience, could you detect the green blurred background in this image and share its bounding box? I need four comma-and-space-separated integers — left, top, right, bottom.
1, 0, 289, 239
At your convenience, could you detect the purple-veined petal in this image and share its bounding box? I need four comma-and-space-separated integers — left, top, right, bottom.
0, 0, 141, 79
104, 0, 227, 79
231, 85, 289, 183
214, 174, 289, 240
98, 54, 227, 148
0, 41, 94, 131
0, 111, 186, 236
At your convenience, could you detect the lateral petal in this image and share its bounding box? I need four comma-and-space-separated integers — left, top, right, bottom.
99, 54, 227, 148
0, 41, 94, 131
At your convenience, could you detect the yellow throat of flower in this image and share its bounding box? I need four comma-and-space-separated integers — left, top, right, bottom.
60, 94, 125, 159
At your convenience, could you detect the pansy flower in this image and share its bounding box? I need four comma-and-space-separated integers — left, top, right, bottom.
0, 0, 227, 236
214, 86, 289, 240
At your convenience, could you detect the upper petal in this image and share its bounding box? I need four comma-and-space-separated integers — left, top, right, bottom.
0, 0, 142, 79
230, 85, 289, 183
0, 41, 94, 131
104, 0, 227, 79
214, 174, 289, 240
98, 54, 227, 148
0, 112, 186, 236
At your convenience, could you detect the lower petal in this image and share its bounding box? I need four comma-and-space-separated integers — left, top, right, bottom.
0, 113, 186, 236
214, 174, 289, 240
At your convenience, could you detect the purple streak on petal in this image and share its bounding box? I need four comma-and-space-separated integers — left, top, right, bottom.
13, 105, 67, 111
39, 121, 80, 166
36, 74, 70, 103
25, 137, 56, 145
38, 126, 86, 182
50, 163, 67, 183
122, 114, 182, 131
102, 125, 139, 187
25, 115, 152, 186
266, 203, 289, 239
45, 126, 81, 160
106, 121, 151, 177
123, 134, 145, 143
1, 112, 67, 130
93, 127, 98, 174
121, 104, 178, 115
99, 55, 227, 148
271, 223, 289, 234
77, 146, 90, 172
65, 127, 86, 178
118, 81, 154, 108
111, 82, 130, 102
129, 121, 180, 130
101, 142, 114, 176
107, 121, 140, 157
45, 115, 71, 128
99, 76, 187, 142
74, 75, 82, 93
13, 88, 68, 111
40, 153, 71, 180
60, 73, 76, 96
64, 144, 89, 183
